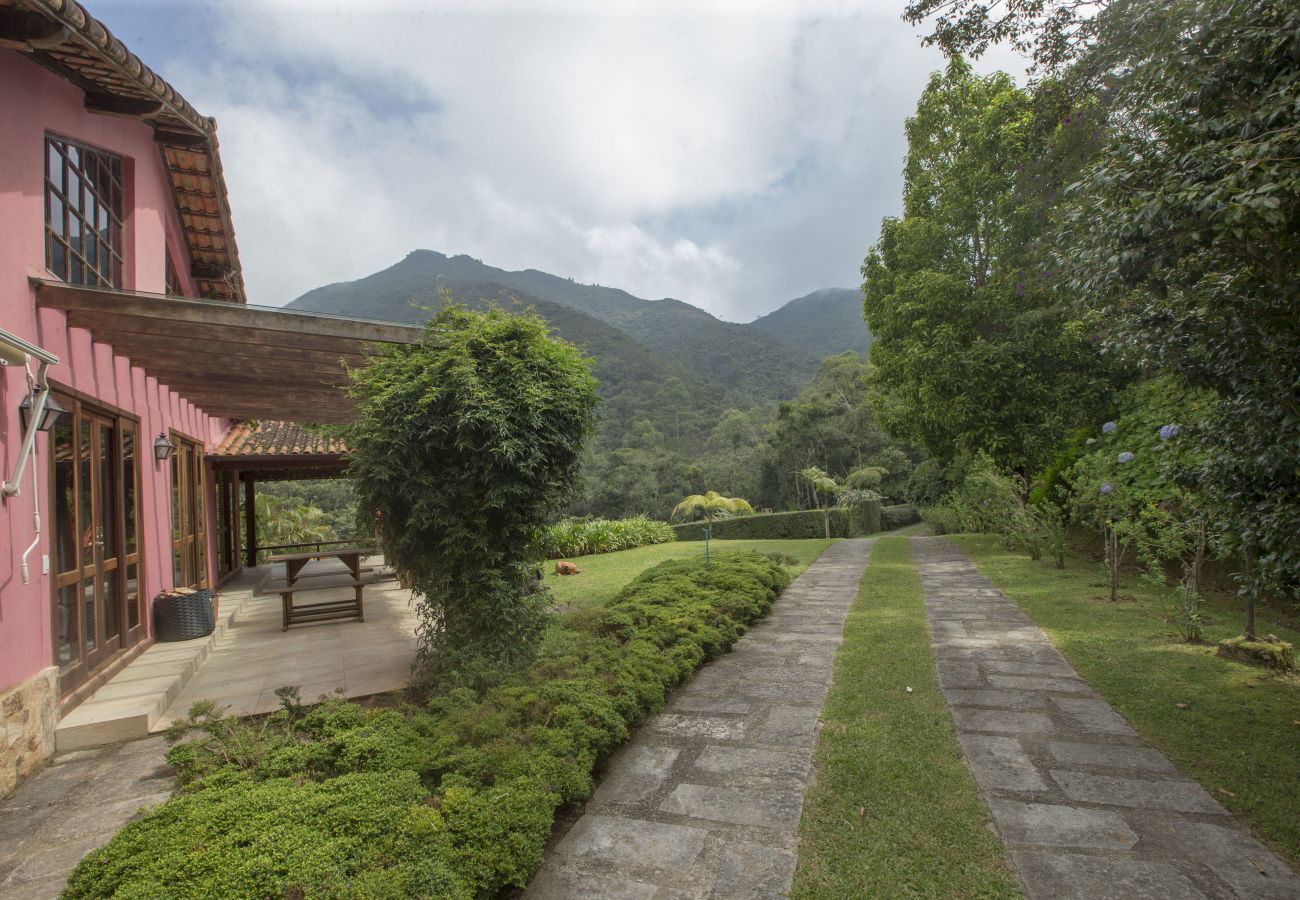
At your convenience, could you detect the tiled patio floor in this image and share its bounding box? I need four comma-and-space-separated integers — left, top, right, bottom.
154, 569, 417, 728
56, 559, 418, 749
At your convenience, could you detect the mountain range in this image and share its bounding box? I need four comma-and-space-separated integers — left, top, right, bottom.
288, 250, 868, 450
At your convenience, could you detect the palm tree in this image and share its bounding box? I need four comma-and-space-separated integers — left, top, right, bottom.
800, 467, 842, 539
672, 491, 754, 564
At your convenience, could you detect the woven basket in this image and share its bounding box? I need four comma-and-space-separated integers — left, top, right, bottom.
153, 589, 215, 642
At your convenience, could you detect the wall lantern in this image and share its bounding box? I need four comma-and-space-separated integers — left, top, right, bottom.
18, 389, 65, 433
153, 433, 177, 461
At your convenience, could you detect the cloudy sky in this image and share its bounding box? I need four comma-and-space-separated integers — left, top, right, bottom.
96, 1, 1026, 322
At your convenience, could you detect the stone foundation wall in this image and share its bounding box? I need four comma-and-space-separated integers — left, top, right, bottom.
0, 667, 59, 798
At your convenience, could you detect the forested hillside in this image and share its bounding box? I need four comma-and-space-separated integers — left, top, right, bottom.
288, 252, 911, 519
751, 287, 872, 357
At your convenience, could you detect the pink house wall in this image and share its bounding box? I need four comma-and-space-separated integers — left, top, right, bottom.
0, 51, 226, 694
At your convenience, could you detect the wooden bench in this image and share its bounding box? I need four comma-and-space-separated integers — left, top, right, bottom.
267, 548, 376, 631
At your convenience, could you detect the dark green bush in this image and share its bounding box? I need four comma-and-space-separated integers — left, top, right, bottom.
64, 552, 790, 899
672, 508, 854, 540
881, 504, 921, 530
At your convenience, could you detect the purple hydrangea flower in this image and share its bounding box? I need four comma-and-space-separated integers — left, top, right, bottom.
1159, 423, 1181, 440
1100, 482, 1114, 495
1102, 421, 1117, 434
1118, 451, 1136, 464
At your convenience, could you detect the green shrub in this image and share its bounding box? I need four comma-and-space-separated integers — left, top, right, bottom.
65, 552, 790, 899
921, 505, 963, 535
880, 503, 921, 530
672, 508, 854, 540
541, 515, 675, 558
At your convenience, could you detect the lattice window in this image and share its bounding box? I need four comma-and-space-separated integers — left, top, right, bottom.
45, 134, 124, 289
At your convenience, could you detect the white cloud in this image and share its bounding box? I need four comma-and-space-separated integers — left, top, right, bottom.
142, 0, 1030, 319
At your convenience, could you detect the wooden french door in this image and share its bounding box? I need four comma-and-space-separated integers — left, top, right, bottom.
170, 435, 209, 589
50, 395, 144, 695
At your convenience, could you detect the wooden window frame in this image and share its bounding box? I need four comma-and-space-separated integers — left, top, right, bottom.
44, 133, 125, 289
170, 432, 209, 590
47, 388, 146, 696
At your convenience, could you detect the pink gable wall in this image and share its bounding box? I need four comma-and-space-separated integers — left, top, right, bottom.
0, 51, 226, 693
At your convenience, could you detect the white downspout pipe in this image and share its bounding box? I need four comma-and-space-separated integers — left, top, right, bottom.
1, 327, 61, 585
1, 325, 60, 499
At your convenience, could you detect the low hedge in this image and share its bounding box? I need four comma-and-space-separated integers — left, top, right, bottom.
540, 515, 675, 559
64, 552, 791, 899
881, 504, 921, 531
673, 508, 855, 540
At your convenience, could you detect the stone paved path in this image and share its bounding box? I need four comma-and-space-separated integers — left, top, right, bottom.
915, 537, 1300, 900
0, 736, 172, 899
526, 539, 874, 899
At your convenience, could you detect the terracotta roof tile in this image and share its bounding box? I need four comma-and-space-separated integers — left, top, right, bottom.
214, 421, 347, 458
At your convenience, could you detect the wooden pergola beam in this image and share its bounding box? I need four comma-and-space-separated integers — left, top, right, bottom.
36, 281, 419, 344
83, 330, 368, 369
33, 280, 419, 423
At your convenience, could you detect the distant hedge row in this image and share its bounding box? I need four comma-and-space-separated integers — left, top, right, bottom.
64, 552, 791, 899
672, 508, 856, 540
672, 502, 921, 541
881, 504, 921, 531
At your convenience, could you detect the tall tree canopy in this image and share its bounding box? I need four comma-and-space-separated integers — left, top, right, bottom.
862, 59, 1109, 476
905, 0, 1300, 601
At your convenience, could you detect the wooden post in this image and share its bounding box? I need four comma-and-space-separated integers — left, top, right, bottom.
244, 474, 257, 568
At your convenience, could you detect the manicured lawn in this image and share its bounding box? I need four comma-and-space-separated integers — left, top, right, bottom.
791, 537, 1020, 898
544, 538, 838, 610
949, 533, 1300, 867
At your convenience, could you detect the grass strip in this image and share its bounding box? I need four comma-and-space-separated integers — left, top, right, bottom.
791, 536, 1021, 898
949, 534, 1300, 867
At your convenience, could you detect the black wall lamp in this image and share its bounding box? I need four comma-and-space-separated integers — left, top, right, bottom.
18, 388, 65, 433
154, 433, 177, 461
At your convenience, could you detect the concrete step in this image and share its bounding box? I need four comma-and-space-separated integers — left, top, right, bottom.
54, 584, 256, 752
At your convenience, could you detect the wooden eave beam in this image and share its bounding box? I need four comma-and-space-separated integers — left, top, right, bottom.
155, 128, 209, 148
84, 91, 164, 119
0, 7, 68, 50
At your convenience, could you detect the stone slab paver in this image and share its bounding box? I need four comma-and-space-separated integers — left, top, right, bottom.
914, 537, 1300, 899
0, 736, 172, 899
526, 540, 873, 899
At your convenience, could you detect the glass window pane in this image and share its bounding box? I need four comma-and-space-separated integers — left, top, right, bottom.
53, 416, 77, 574
102, 565, 118, 641
56, 583, 79, 669
98, 423, 116, 557
82, 575, 96, 653
50, 239, 66, 279
126, 563, 140, 630
122, 425, 137, 555
78, 419, 92, 563
67, 169, 81, 213
49, 192, 64, 238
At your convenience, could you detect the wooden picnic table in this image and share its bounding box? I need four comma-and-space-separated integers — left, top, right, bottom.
267, 547, 376, 631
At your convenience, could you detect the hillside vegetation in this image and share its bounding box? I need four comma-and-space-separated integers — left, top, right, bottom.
750, 287, 872, 358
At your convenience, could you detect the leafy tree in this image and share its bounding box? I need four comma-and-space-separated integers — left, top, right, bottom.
799, 467, 842, 539
861, 58, 1111, 477
345, 305, 598, 685
671, 490, 754, 530
707, 408, 761, 495
253, 494, 333, 564
905, 0, 1300, 610
671, 491, 754, 564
